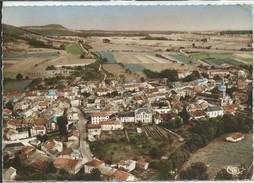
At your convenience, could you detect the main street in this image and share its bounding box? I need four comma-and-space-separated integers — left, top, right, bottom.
74, 107, 93, 163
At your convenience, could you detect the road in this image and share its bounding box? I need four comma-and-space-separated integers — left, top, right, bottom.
99, 64, 107, 81
74, 107, 93, 163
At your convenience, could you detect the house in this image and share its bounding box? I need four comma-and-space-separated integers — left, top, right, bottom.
41, 140, 63, 156
3, 167, 17, 181
96, 88, 110, 96
177, 70, 192, 79
30, 156, 49, 171
87, 124, 101, 141
7, 118, 24, 130
68, 130, 79, 141
112, 170, 135, 181
124, 84, 140, 91
101, 119, 124, 131
58, 147, 80, 160
160, 112, 178, 122
151, 101, 171, 114
237, 80, 249, 90
3, 142, 25, 154
232, 92, 248, 104
134, 95, 144, 105
205, 105, 224, 118
207, 69, 230, 77
226, 133, 244, 142
118, 112, 135, 123
84, 159, 105, 173
134, 108, 152, 123
190, 110, 207, 120
136, 160, 149, 170
4, 128, 30, 141
54, 158, 83, 174
3, 108, 12, 119
34, 118, 48, 126
118, 160, 136, 172
223, 104, 239, 115
30, 125, 46, 137
91, 112, 109, 124
38, 101, 50, 109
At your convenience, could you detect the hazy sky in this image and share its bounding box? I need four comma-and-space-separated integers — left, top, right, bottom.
3, 5, 253, 31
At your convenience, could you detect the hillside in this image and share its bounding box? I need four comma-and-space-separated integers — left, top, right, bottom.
22, 24, 67, 30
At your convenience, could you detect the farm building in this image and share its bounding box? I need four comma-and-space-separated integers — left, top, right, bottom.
226, 133, 244, 142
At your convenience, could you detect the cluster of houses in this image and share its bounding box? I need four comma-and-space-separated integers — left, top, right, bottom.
3, 66, 252, 181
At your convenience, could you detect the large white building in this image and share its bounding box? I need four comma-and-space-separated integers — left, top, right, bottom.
101, 119, 123, 131
91, 112, 109, 124
205, 105, 224, 118
134, 108, 152, 123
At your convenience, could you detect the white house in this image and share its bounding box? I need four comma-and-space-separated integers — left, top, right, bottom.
91, 112, 109, 124
118, 160, 136, 172
205, 105, 224, 118
124, 84, 140, 91
87, 124, 102, 141
226, 133, 244, 142
151, 101, 171, 114
96, 88, 110, 96
30, 125, 46, 137
134, 108, 153, 123
177, 70, 192, 79
118, 112, 135, 123
84, 159, 105, 174
4, 167, 17, 181
101, 119, 124, 131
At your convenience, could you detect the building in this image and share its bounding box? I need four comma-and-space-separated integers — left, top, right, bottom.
30, 125, 46, 137
101, 119, 123, 131
87, 124, 101, 141
118, 112, 135, 123
177, 70, 191, 79
112, 170, 135, 181
134, 108, 152, 123
91, 112, 109, 124
3, 167, 17, 181
41, 140, 63, 156
84, 159, 105, 173
226, 133, 244, 142
58, 147, 80, 160
207, 69, 230, 77
136, 160, 149, 170
205, 105, 224, 118
118, 160, 136, 172
96, 88, 110, 96
190, 110, 207, 120
54, 158, 83, 174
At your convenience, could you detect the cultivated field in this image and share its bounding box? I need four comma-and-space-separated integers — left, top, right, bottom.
65, 44, 83, 55
182, 133, 253, 179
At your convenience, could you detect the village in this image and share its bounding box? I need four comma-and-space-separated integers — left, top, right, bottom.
3, 53, 253, 180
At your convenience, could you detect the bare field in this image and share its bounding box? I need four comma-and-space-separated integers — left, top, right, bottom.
182, 133, 253, 179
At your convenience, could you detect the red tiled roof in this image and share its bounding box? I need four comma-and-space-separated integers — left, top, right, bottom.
57, 88, 72, 93
208, 69, 229, 73
148, 88, 159, 93
191, 110, 206, 117
59, 147, 73, 155
42, 140, 56, 149
85, 159, 104, 167
96, 88, 109, 93
30, 156, 48, 170
34, 118, 48, 125
223, 104, 238, 114
38, 102, 49, 106
26, 91, 37, 96
231, 132, 244, 140
68, 130, 79, 138
237, 81, 249, 86
134, 96, 143, 100
4, 109, 12, 114
6, 92, 22, 97
87, 124, 101, 129
34, 125, 45, 131
233, 92, 247, 97
136, 160, 148, 166
124, 84, 139, 88
101, 119, 121, 125
54, 158, 78, 167
8, 119, 23, 125
91, 112, 108, 117
112, 170, 131, 181
160, 113, 177, 119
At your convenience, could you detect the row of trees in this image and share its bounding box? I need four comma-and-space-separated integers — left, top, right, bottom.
143, 69, 178, 82
185, 114, 252, 152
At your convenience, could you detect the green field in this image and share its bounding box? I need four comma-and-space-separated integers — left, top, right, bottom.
99, 51, 117, 64
65, 44, 83, 55
3, 72, 18, 79
5, 52, 59, 59
191, 53, 252, 64
4, 80, 33, 92
124, 64, 147, 72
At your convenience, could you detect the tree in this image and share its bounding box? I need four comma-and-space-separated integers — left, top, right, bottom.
180, 162, 208, 180
149, 147, 161, 159
89, 168, 101, 180
16, 73, 23, 80
215, 168, 233, 180
140, 77, 145, 83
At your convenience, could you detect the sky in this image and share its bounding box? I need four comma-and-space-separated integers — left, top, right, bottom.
2, 5, 253, 31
